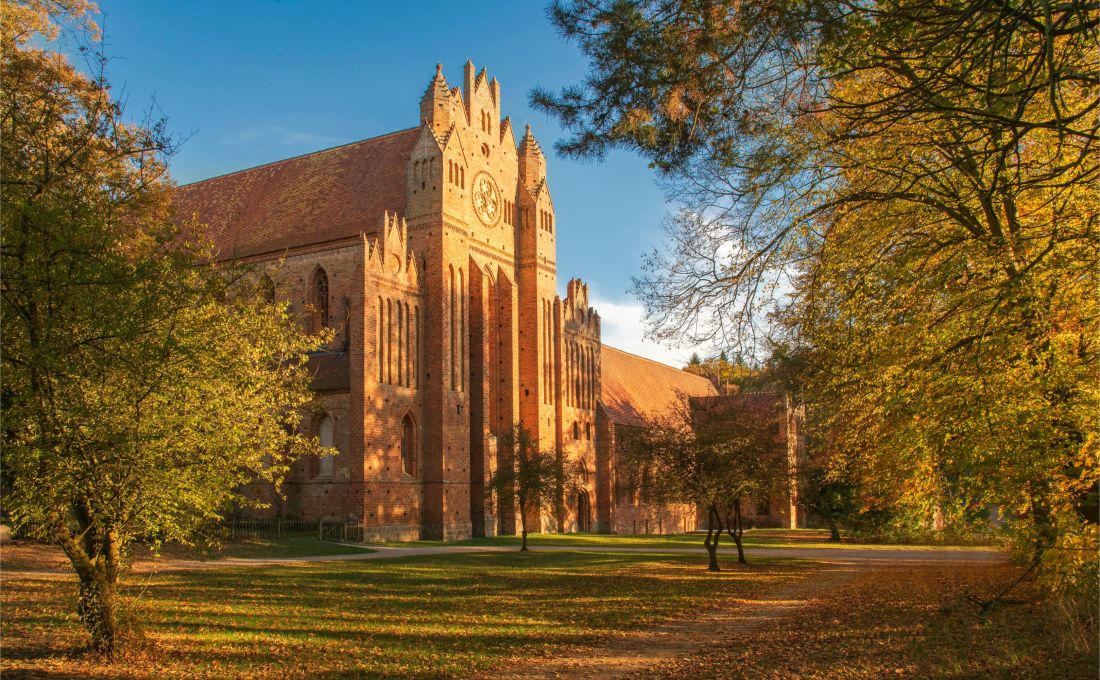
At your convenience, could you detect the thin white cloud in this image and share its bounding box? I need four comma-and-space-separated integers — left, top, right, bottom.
590, 295, 705, 368
222, 125, 342, 148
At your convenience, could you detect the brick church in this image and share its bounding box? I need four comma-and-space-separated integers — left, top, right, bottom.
177, 62, 798, 541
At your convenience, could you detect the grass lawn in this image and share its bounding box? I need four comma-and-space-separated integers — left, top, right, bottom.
1, 550, 810, 678
3, 545, 1082, 679
382, 528, 1001, 551
152, 536, 377, 561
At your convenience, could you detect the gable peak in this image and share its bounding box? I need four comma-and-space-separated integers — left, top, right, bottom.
368, 211, 417, 285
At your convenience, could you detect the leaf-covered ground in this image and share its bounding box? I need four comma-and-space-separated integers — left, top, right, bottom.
1, 550, 809, 678
4, 544, 1088, 679
643, 562, 1097, 679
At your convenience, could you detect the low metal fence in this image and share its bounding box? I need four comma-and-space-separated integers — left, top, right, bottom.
214, 518, 367, 543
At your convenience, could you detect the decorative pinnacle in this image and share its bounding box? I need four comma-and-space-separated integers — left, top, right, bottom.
435, 63, 443, 77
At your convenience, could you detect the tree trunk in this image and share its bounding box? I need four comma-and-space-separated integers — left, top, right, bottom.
56, 518, 122, 656
554, 458, 566, 533
726, 499, 747, 565
76, 567, 119, 656
519, 501, 529, 551
828, 521, 841, 542
703, 504, 721, 572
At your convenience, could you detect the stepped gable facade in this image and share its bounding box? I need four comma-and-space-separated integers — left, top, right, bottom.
177, 61, 799, 540
177, 62, 608, 541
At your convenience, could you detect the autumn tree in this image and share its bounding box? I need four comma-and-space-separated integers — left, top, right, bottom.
1, 1, 325, 654
537, 0, 1098, 595
487, 424, 576, 552
683, 351, 757, 393
800, 466, 855, 542
627, 396, 785, 570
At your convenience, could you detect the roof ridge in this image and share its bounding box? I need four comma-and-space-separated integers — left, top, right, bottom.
178, 127, 420, 188
602, 344, 704, 375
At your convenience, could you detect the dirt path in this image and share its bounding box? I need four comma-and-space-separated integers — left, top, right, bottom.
482, 563, 861, 680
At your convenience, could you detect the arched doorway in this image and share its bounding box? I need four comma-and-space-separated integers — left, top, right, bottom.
577, 490, 592, 533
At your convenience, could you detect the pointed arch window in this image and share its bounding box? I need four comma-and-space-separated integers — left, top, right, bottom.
404, 302, 412, 388
377, 297, 385, 383
311, 268, 330, 333
449, 265, 456, 390
459, 267, 465, 393
400, 301, 409, 387
401, 413, 418, 478
316, 414, 335, 478
386, 298, 393, 384
414, 304, 421, 389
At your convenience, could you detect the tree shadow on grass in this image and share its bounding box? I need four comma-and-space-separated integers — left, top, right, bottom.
2, 551, 813, 678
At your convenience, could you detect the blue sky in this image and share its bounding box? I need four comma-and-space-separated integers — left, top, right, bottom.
83, 0, 702, 366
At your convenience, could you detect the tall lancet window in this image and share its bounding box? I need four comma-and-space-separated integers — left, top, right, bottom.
317, 415, 335, 478
401, 414, 418, 478
449, 265, 456, 390
459, 268, 465, 393
311, 267, 330, 333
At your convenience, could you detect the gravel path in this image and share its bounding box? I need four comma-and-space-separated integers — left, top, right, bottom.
1, 542, 1006, 578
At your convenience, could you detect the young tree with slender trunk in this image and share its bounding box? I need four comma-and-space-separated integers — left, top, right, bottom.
626, 396, 785, 570
487, 425, 576, 552
1, 1, 326, 654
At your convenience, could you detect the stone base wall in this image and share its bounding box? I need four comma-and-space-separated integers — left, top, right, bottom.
478, 514, 497, 537
421, 520, 474, 541
361, 523, 422, 543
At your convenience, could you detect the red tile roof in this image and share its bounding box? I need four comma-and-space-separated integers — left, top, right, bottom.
174, 128, 420, 260
600, 346, 719, 427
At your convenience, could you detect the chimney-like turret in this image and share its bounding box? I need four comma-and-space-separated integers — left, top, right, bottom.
463, 59, 476, 123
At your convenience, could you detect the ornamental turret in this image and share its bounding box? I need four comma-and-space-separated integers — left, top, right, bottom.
517, 124, 546, 190
420, 63, 452, 136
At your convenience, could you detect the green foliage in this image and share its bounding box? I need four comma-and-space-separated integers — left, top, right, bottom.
800, 466, 856, 540
539, 0, 1098, 596
682, 351, 757, 392
0, 0, 324, 653
486, 425, 576, 551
